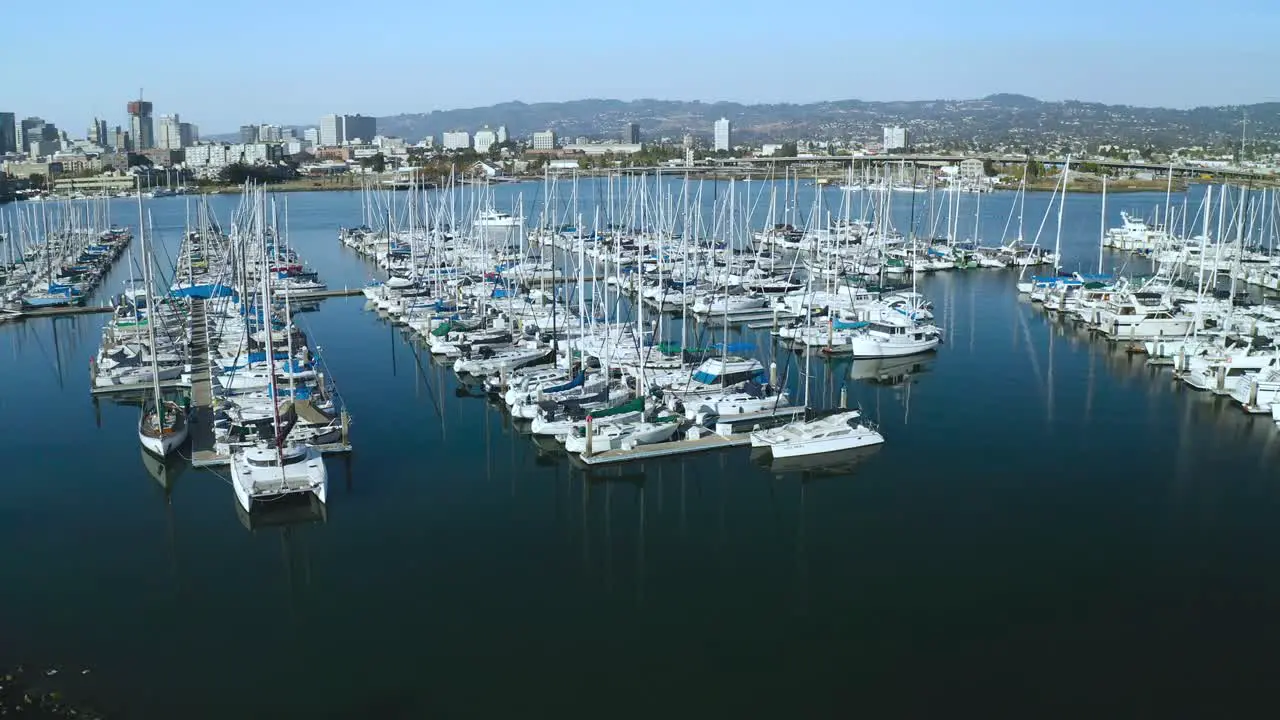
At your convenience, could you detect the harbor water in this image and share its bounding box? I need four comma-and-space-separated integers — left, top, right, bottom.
2, 183, 1279, 717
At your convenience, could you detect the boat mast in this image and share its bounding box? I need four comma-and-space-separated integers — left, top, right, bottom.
137, 179, 163, 427
1099, 174, 1108, 275
1053, 156, 1071, 274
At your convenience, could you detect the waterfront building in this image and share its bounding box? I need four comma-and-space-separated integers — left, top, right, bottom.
622, 122, 640, 144
128, 99, 154, 149
0, 112, 15, 154
958, 158, 985, 182
714, 117, 732, 151
474, 127, 497, 153
531, 130, 557, 150
883, 126, 909, 151
442, 131, 470, 150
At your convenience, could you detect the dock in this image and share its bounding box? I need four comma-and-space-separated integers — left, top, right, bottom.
577, 430, 755, 465
9, 288, 363, 324
574, 407, 806, 466
15, 304, 114, 319
287, 287, 365, 300
186, 298, 353, 468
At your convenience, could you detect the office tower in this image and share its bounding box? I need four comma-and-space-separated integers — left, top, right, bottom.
0, 112, 15, 154
240, 125, 259, 143
713, 117, 732, 152
622, 122, 640, 144
128, 98, 155, 149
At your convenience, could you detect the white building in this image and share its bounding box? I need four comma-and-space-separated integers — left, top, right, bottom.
319, 115, 342, 147
883, 126, 908, 151
958, 158, 985, 181
496, 125, 508, 144
713, 117, 732, 152
532, 130, 557, 150
760, 143, 784, 157
374, 135, 407, 152
474, 127, 497, 153
442, 131, 470, 150
304, 127, 320, 145
185, 142, 281, 168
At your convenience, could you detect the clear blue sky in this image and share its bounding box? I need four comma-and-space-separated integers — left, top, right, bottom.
3, 0, 1275, 135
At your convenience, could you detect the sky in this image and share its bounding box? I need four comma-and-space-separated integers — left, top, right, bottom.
2, 0, 1276, 135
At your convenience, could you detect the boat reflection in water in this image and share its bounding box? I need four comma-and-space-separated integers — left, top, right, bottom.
140, 446, 187, 493
236, 493, 328, 532
753, 444, 882, 477
847, 352, 936, 385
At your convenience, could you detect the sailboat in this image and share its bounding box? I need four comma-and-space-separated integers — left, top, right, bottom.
136, 188, 189, 457
229, 191, 328, 514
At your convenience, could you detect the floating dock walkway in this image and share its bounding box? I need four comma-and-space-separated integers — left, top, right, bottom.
9, 287, 364, 323
185, 299, 353, 468
574, 405, 807, 466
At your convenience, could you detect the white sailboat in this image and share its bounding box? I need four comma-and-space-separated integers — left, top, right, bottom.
136, 189, 188, 457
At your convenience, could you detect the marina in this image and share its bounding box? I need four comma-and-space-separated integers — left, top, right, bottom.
5, 178, 1280, 718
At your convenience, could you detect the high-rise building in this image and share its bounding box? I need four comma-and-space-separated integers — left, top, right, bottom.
883, 126, 908, 151
157, 114, 195, 150
622, 122, 640, 144
112, 126, 130, 152
496, 125, 508, 144
319, 114, 376, 146
128, 99, 155, 149
18, 117, 58, 154
303, 128, 320, 145
341, 114, 376, 145
713, 118, 732, 152
258, 124, 282, 142
240, 125, 259, 144
87, 118, 108, 147
442, 131, 470, 150
531, 130, 557, 150
0, 112, 15, 154
474, 126, 497, 153
319, 115, 341, 146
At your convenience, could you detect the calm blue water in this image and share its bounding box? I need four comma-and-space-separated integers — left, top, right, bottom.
2, 183, 1279, 717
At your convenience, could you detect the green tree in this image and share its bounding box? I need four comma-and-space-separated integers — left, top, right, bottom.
982, 158, 997, 177
27, 173, 47, 190
778, 142, 798, 158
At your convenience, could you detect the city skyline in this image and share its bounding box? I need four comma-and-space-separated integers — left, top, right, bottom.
1, 0, 1276, 134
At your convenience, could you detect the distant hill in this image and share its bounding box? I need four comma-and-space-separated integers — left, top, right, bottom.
367, 95, 1279, 151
